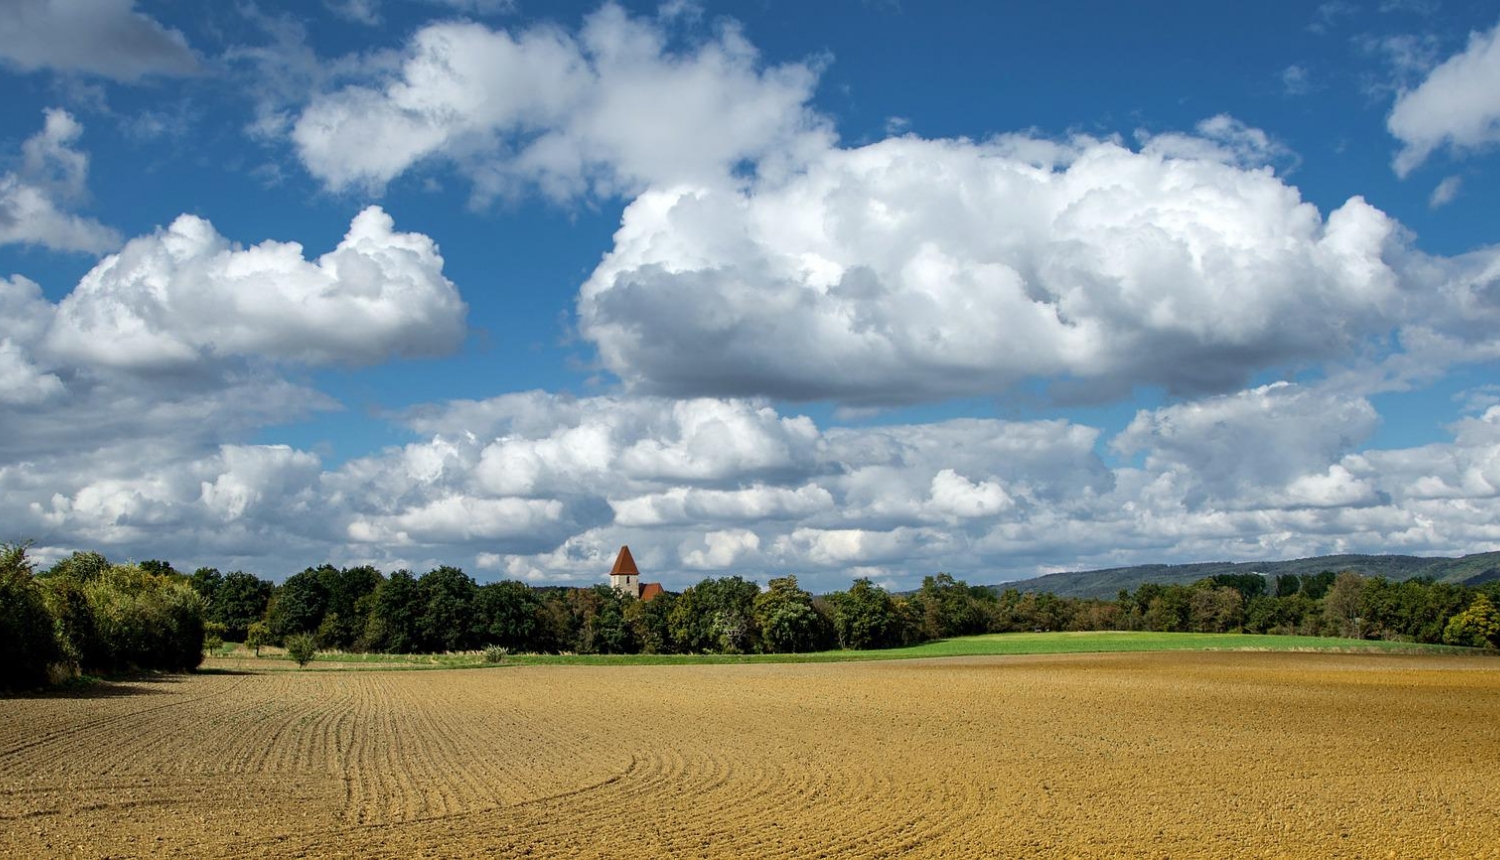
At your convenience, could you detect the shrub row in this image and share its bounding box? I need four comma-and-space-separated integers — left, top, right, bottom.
1, 545, 205, 692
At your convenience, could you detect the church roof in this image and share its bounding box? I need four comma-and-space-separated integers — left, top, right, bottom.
609, 545, 639, 576
639, 582, 665, 602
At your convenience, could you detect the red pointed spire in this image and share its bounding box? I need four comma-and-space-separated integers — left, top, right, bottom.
609, 545, 639, 576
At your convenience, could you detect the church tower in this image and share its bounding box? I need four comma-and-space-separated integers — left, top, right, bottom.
609, 545, 641, 598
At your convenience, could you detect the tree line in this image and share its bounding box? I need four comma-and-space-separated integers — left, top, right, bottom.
4, 543, 1498, 692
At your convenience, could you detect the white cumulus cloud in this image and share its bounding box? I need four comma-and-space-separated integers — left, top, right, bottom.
45, 206, 466, 370
580, 129, 1409, 405
0, 109, 120, 253
0, 275, 63, 405
290, 3, 829, 199
680, 528, 760, 569
1112, 382, 1381, 509
611, 484, 833, 527
13, 383, 1500, 589
1388, 18, 1500, 175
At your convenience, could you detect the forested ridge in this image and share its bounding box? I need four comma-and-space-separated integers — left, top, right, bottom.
3, 542, 1498, 692
1007, 551, 1500, 598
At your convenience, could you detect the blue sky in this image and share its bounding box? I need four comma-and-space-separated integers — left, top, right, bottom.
3, 0, 1500, 590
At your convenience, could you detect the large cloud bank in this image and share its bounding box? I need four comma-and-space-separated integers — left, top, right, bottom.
579, 124, 1434, 405
13, 383, 1500, 591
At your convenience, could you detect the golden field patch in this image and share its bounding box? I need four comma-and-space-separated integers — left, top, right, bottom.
2, 652, 1497, 859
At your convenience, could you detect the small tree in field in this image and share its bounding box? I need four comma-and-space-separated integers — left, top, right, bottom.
284, 633, 317, 667
203, 621, 227, 654
246, 621, 270, 657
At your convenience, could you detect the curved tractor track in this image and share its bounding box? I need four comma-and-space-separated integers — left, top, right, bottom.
2, 652, 1498, 859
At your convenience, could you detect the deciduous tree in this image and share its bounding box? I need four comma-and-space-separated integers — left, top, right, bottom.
475, 580, 542, 649
419, 566, 479, 652
755, 575, 826, 653
825, 578, 904, 650
1443, 594, 1500, 648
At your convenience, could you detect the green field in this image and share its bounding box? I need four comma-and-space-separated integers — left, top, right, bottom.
853, 630, 1473, 659
210, 630, 1478, 672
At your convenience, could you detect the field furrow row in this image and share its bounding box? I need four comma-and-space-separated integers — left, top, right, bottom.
2, 652, 1497, 860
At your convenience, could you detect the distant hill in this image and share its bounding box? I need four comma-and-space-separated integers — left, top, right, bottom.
995, 551, 1500, 599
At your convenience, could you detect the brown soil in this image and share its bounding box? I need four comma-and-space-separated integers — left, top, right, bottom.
2, 652, 1497, 859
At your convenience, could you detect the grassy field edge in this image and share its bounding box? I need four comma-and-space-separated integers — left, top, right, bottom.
203, 630, 1486, 671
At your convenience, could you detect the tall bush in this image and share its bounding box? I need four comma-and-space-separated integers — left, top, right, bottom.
284, 633, 317, 667
0, 543, 61, 691
45, 559, 205, 674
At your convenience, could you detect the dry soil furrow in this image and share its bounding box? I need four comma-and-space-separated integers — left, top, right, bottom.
3, 653, 1499, 860
0, 674, 249, 774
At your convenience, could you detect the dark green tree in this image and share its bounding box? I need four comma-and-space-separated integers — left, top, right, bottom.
1273, 574, 1302, 598
825, 578, 903, 650
1360, 577, 1470, 644
1244, 594, 1299, 634
139, 559, 180, 579
911, 573, 988, 639
754, 575, 826, 653
992, 588, 1028, 632
418, 566, 479, 652
1204, 573, 1266, 601
625, 591, 677, 654
1300, 570, 1337, 600
569, 585, 635, 654
318, 565, 382, 649
363, 570, 424, 654
209, 571, 274, 641
1143, 584, 1192, 632
475, 580, 542, 650
189, 567, 223, 608
668, 576, 760, 653
266, 567, 329, 641
1015, 590, 1074, 632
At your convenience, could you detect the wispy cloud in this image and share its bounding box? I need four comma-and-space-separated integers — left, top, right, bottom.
1429, 174, 1462, 207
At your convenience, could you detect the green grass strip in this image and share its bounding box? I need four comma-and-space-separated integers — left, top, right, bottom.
208, 631, 1483, 672
501, 630, 1477, 666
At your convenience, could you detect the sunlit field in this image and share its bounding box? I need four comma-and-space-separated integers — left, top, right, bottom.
3, 647, 1497, 859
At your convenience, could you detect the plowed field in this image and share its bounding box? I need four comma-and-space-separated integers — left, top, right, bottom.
2, 652, 1497, 859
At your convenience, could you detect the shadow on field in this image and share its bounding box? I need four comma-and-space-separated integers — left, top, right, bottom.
5, 680, 171, 700
3, 668, 264, 700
